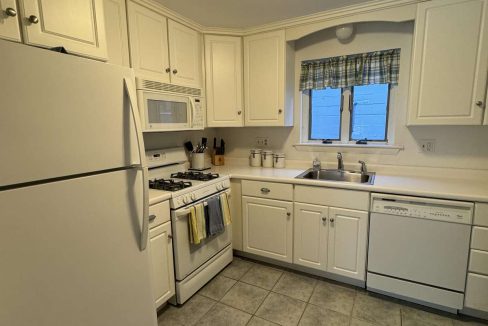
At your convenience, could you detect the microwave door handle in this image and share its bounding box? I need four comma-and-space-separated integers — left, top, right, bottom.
189, 97, 195, 129
123, 77, 149, 252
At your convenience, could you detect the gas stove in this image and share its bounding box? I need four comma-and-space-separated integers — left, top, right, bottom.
146, 148, 230, 209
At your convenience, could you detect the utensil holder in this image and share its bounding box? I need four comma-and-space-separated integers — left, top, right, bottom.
191, 153, 205, 170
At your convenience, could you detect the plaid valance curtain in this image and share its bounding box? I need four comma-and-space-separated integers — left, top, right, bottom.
299, 48, 401, 91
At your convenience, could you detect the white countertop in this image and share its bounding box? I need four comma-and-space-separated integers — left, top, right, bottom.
149, 189, 172, 206
210, 165, 488, 203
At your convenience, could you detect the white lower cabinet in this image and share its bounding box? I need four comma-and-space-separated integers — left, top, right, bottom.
465, 273, 488, 312
327, 207, 368, 280
294, 202, 328, 271
293, 203, 368, 281
242, 196, 293, 263
148, 221, 175, 308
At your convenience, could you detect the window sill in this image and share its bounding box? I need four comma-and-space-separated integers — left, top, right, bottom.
293, 142, 404, 154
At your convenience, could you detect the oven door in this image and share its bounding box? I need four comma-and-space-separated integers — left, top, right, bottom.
171, 189, 232, 281
139, 91, 192, 131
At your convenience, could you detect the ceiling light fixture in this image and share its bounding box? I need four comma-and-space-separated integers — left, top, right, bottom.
335, 24, 354, 42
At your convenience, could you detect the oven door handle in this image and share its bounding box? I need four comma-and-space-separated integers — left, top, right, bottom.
173, 189, 231, 220
123, 77, 149, 252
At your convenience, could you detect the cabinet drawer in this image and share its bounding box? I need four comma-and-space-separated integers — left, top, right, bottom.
472, 226, 488, 251
149, 200, 170, 228
295, 185, 369, 211
474, 203, 488, 227
242, 180, 292, 201
469, 250, 488, 275
465, 273, 488, 312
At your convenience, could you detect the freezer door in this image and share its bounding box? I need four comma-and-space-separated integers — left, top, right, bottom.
0, 40, 141, 187
0, 169, 157, 326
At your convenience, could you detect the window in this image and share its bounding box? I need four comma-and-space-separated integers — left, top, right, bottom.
308, 83, 390, 143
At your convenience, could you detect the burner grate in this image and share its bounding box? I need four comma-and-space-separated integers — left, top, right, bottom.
149, 178, 192, 191
170, 171, 220, 181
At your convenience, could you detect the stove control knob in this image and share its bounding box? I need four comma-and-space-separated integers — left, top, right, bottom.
183, 197, 188, 204
191, 193, 196, 200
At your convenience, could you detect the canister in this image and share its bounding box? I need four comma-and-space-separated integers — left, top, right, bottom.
262, 150, 273, 168
249, 149, 262, 167
273, 153, 286, 168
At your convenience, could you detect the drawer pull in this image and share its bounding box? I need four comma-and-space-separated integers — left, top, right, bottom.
322, 217, 327, 222
149, 214, 156, 221
329, 218, 335, 223
260, 187, 270, 193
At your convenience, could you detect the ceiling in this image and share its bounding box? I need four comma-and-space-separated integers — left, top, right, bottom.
154, 0, 370, 29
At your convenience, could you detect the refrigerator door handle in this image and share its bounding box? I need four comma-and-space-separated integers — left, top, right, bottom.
123, 77, 149, 251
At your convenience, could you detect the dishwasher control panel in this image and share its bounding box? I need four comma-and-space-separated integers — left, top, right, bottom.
371, 194, 473, 224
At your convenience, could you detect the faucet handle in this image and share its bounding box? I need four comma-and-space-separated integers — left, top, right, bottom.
337, 152, 342, 159
358, 160, 367, 174
312, 157, 321, 170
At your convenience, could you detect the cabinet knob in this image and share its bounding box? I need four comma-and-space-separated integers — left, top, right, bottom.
5, 7, 17, 17
168, 234, 173, 240
278, 109, 283, 114
149, 214, 156, 221
260, 187, 270, 193
476, 100, 484, 107
165, 68, 170, 73
329, 218, 335, 223
28, 15, 39, 24
287, 212, 291, 217
237, 110, 242, 115
322, 216, 327, 222
172, 69, 178, 74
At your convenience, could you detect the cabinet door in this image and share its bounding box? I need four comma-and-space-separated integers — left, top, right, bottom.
205, 35, 243, 127
242, 196, 293, 263
148, 221, 175, 308
103, 0, 129, 66
168, 20, 201, 88
127, 2, 170, 83
0, 0, 21, 42
465, 273, 488, 312
327, 207, 368, 280
20, 0, 107, 60
244, 30, 285, 126
294, 203, 328, 271
408, 0, 488, 125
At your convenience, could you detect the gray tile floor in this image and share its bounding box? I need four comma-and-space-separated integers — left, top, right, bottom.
158, 257, 487, 326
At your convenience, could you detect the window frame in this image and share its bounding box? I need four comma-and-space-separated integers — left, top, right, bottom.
349, 84, 391, 142
308, 88, 344, 141
302, 84, 392, 145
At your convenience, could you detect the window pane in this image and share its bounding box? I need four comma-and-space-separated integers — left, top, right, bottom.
351, 84, 389, 141
310, 88, 342, 140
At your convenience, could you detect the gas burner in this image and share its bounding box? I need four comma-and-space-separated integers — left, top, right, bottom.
170, 171, 220, 181
149, 178, 192, 192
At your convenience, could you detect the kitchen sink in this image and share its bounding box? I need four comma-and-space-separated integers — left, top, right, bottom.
296, 169, 375, 185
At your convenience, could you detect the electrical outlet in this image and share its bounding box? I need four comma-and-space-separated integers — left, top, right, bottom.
419, 139, 436, 153
256, 137, 270, 147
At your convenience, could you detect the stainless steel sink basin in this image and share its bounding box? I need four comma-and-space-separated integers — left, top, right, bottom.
296, 169, 375, 185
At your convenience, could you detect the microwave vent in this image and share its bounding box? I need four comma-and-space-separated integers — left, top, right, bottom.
139, 79, 201, 96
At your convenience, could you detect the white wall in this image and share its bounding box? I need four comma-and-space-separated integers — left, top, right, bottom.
216, 21, 488, 171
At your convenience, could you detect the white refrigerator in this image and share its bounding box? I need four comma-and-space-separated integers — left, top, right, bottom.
0, 40, 157, 326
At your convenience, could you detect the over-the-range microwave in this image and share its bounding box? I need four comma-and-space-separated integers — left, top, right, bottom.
136, 78, 205, 132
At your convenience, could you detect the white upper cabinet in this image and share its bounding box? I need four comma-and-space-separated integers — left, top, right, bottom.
127, 2, 202, 88
103, 0, 130, 67
127, 1, 170, 83
294, 203, 328, 271
244, 30, 294, 126
408, 0, 488, 125
327, 207, 368, 280
19, 0, 107, 60
205, 35, 243, 127
0, 0, 21, 42
168, 20, 202, 88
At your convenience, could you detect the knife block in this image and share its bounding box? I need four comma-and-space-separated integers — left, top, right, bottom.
211, 154, 225, 166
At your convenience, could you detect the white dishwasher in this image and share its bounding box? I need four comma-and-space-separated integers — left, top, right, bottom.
367, 193, 473, 311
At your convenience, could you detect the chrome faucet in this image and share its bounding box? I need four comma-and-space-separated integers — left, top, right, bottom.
358, 160, 368, 174
312, 157, 321, 171
337, 152, 344, 171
